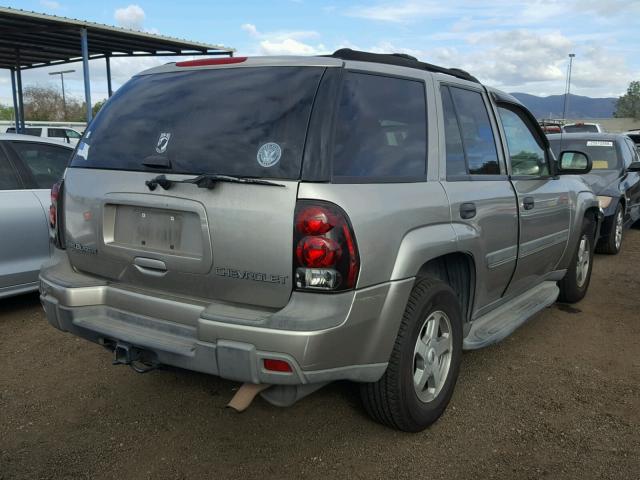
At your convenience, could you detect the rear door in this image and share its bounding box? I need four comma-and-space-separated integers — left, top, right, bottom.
493, 102, 571, 296
437, 81, 519, 313
63, 64, 328, 309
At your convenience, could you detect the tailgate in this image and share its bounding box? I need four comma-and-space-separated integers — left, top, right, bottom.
64, 168, 298, 308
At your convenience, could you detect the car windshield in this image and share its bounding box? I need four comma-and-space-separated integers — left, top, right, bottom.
70, 66, 325, 179
549, 138, 620, 171
563, 124, 599, 133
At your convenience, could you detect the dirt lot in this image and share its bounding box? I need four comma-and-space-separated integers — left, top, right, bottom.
1, 231, 639, 480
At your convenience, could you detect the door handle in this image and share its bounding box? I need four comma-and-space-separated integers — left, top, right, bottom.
460, 202, 477, 219
523, 197, 535, 210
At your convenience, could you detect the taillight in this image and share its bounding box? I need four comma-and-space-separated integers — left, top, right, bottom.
50, 180, 65, 249
293, 201, 359, 291
50, 181, 61, 228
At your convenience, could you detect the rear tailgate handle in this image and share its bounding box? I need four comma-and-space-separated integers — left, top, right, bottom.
460, 202, 477, 219
134, 257, 167, 276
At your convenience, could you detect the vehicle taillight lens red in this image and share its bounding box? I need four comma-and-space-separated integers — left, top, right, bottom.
296, 206, 335, 235
293, 201, 359, 291
263, 359, 292, 373
175, 57, 247, 67
50, 181, 60, 228
296, 236, 342, 268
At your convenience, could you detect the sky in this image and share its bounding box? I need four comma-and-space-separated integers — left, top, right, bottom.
1, 0, 639, 106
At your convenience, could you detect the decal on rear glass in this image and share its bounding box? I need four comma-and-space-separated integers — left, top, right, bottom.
257, 142, 281, 168
156, 132, 171, 154
75, 142, 90, 160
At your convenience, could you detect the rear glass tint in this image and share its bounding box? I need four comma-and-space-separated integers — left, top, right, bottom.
549, 138, 620, 170
332, 72, 427, 179
70, 67, 325, 179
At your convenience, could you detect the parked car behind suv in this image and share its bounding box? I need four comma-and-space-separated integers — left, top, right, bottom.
562, 122, 605, 133
40, 50, 601, 431
548, 133, 640, 254
5, 125, 82, 145
0, 134, 73, 298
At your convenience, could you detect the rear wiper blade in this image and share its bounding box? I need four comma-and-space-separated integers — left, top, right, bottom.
145, 174, 284, 191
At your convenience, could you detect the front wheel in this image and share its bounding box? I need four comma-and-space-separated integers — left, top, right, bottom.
360, 277, 463, 432
558, 217, 594, 303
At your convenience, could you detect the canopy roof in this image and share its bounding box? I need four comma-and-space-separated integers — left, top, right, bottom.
0, 7, 234, 70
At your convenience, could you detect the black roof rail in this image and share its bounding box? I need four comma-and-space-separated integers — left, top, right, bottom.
326, 48, 480, 84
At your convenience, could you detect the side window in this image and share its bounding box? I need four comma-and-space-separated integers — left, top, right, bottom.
332, 72, 427, 179
497, 106, 549, 177
0, 146, 21, 190
10, 142, 71, 189
48, 128, 66, 138
66, 129, 82, 139
441, 87, 467, 176
444, 86, 500, 175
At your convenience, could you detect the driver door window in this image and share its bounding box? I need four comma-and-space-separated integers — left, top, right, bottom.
497, 107, 548, 176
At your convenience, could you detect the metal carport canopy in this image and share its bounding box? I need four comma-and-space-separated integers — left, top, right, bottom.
0, 7, 234, 128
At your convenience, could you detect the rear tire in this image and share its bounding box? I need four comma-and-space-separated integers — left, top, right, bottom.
558, 216, 595, 303
596, 204, 623, 255
360, 277, 463, 432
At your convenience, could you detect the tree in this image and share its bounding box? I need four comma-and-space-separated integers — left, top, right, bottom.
614, 81, 640, 120
0, 104, 14, 120
92, 99, 107, 116
22, 84, 86, 121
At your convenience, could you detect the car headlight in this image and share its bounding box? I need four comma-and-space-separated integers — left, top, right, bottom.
597, 196, 613, 209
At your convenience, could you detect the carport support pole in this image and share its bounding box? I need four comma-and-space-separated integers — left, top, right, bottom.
105, 55, 113, 97
15, 66, 25, 134
80, 28, 92, 124
10, 68, 19, 132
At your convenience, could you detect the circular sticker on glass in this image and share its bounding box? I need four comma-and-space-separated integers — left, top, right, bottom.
257, 142, 282, 168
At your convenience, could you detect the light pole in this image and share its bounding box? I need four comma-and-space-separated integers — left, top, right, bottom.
49, 69, 75, 120
562, 53, 575, 122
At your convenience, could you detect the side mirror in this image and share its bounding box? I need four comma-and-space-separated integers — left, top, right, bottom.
557, 150, 592, 174
628, 161, 640, 172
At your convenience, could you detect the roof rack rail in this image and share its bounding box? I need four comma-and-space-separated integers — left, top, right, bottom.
326, 48, 480, 84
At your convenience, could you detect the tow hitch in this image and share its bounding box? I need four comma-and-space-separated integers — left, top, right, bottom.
111, 342, 160, 374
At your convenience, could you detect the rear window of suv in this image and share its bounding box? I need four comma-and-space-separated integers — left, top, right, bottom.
332, 72, 427, 180
70, 67, 325, 179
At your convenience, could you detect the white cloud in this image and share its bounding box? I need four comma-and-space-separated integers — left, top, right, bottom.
346, 1, 447, 22
114, 4, 146, 31
40, 0, 61, 10
240, 24, 325, 56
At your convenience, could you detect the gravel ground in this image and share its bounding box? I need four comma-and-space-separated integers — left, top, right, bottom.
1, 230, 639, 480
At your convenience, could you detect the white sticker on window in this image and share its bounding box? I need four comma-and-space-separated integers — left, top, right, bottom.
586, 141, 613, 147
257, 142, 282, 168
76, 142, 90, 160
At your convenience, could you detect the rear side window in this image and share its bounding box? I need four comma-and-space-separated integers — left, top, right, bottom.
10, 142, 71, 189
0, 147, 21, 190
70, 67, 324, 179
442, 86, 500, 176
332, 72, 427, 180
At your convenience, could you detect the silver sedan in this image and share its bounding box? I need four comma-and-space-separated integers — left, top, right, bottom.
0, 133, 74, 298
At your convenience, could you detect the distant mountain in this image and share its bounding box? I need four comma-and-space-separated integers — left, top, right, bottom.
510, 92, 617, 119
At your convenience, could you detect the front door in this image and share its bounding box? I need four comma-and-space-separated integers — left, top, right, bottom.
494, 104, 571, 296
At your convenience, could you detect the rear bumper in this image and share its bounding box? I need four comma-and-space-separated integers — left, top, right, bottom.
40, 254, 413, 386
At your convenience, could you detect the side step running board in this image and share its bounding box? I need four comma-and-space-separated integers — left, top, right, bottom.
463, 281, 559, 350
